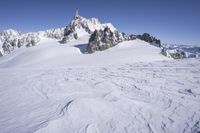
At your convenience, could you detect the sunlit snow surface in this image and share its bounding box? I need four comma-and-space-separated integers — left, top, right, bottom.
0, 37, 200, 133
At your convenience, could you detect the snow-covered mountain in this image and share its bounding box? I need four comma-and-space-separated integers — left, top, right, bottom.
0, 29, 21, 42
0, 11, 168, 67
0, 28, 65, 55
39, 28, 65, 40
61, 10, 117, 43
161, 44, 200, 59
1, 11, 199, 60
0, 11, 200, 133
87, 27, 136, 53
0, 10, 165, 57
0, 11, 118, 55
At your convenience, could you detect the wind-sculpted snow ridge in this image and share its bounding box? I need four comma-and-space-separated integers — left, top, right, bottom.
0, 59, 199, 133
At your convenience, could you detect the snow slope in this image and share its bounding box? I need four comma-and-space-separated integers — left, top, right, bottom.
0, 37, 199, 133
0, 37, 169, 68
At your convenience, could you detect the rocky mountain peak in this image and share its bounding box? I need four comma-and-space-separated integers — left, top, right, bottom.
86, 27, 136, 53
61, 11, 116, 43
0, 12, 164, 57
0, 29, 21, 42
74, 10, 80, 20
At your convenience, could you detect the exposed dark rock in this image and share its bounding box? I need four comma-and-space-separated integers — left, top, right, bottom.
169, 51, 186, 59
87, 30, 101, 53
87, 27, 136, 53
161, 48, 187, 59
61, 11, 117, 44
25, 34, 40, 47
17, 39, 24, 48
137, 33, 161, 47
129, 34, 137, 40
0, 51, 3, 57
64, 26, 73, 36
2, 40, 11, 54
10, 39, 17, 49
74, 33, 78, 40
161, 48, 168, 57
60, 36, 68, 44
44, 28, 64, 39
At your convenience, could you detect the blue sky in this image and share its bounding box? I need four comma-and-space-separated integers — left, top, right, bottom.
0, 0, 200, 45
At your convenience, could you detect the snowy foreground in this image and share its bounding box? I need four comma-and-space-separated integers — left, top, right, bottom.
0, 38, 200, 133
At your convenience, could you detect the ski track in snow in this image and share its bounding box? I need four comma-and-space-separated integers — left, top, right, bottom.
0, 59, 200, 133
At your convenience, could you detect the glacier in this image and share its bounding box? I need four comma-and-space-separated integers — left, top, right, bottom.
0, 36, 199, 133
0, 12, 200, 133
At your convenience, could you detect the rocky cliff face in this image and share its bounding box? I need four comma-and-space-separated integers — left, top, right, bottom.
137, 33, 161, 47
42, 28, 64, 40
0, 28, 65, 55
86, 30, 163, 53
1, 32, 41, 54
0, 29, 21, 42
61, 11, 116, 43
87, 27, 136, 53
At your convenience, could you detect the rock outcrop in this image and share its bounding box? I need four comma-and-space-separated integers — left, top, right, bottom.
161, 45, 200, 59
87, 27, 136, 53
42, 28, 64, 40
0, 28, 64, 56
61, 10, 116, 44
137, 33, 161, 47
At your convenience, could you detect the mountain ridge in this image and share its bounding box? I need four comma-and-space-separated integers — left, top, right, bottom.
1, 11, 197, 59
0, 11, 119, 55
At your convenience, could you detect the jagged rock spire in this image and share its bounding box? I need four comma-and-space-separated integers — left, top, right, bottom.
76, 10, 79, 16
74, 10, 80, 19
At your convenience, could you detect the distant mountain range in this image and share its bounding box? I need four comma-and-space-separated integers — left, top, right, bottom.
161, 44, 200, 59
0, 11, 199, 59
